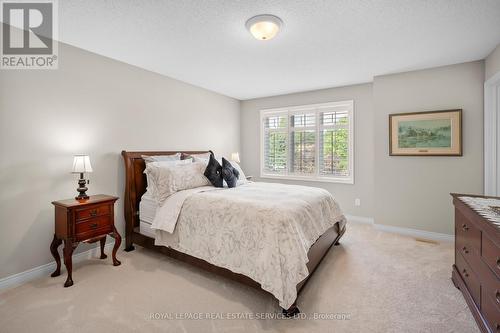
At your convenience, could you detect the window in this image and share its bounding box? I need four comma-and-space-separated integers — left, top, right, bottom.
260, 101, 354, 184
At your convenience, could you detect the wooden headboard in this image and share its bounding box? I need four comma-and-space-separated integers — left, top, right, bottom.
121, 150, 209, 248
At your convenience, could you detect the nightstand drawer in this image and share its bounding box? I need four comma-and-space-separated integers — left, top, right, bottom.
75, 204, 111, 221
75, 215, 112, 236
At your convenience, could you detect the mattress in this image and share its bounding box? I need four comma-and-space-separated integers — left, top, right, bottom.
140, 221, 156, 238
139, 192, 159, 237
139, 192, 158, 224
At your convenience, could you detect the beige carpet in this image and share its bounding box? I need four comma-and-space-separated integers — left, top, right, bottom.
0, 223, 478, 333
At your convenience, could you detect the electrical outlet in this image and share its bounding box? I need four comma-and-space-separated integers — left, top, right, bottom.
354, 198, 361, 206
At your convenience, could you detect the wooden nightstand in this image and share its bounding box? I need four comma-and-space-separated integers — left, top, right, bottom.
50, 194, 121, 287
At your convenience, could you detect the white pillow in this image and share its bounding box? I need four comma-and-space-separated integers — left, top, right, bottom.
144, 159, 192, 199
142, 153, 181, 164
184, 152, 211, 160
145, 161, 210, 204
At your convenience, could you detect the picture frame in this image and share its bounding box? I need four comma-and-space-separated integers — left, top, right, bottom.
389, 109, 462, 156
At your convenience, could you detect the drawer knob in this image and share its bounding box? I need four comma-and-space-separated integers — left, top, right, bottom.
89, 223, 98, 230
90, 209, 98, 217
462, 268, 469, 278
462, 246, 469, 254
461, 224, 469, 231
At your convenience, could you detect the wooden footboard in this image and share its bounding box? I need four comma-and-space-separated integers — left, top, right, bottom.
121, 150, 347, 313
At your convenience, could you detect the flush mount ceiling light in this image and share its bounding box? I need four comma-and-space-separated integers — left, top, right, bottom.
246, 14, 283, 41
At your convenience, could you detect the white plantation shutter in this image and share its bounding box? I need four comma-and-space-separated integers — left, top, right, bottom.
290, 111, 316, 175
318, 106, 350, 177
261, 101, 353, 183
263, 112, 288, 174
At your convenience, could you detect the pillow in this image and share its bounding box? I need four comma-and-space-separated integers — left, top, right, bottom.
142, 153, 181, 164
145, 161, 210, 204
221, 158, 239, 188
144, 159, 193, 199
203, 152, 223, 188
196, 156, 248, 186
227, 160, 248, 185
182, 152, 211, 160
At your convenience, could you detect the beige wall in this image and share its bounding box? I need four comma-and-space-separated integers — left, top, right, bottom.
0, 42, 240, 279
240, 84, 375, 218
240, 61, 484, 235
485, 44, 500, 81
373, 61, 484, 234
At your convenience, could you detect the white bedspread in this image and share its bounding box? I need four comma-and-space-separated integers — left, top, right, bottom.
152, 182, 346, 309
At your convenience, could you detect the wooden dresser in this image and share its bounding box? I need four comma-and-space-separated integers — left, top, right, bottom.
451, 194, 500, 333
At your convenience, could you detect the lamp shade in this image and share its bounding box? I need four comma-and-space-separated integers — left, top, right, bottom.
72, 155, 93, 173
230, 152, 240, 163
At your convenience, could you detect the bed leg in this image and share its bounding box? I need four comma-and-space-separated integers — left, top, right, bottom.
124, 245, 135, 252
124, 238, 135, 252
282, 303, 300, 318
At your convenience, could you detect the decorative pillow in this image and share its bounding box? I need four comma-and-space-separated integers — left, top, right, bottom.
227, 160, 248, 185
203, 152, 223, 188
142, 153, 181, 164
145, 161, 210, 204
221, 158, 240, 188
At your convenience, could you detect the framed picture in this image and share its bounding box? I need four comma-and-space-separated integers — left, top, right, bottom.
389, 109, 462, 156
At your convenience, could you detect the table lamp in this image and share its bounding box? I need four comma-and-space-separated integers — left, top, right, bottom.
72, 155, 93, 200
230, 152, 240, 163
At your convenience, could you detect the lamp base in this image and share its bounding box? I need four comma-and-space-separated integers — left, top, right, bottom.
75, 194, 89, 201
76, 175, 89, 201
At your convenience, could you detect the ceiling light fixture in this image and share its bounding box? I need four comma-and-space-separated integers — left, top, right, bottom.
245, 14, 283, 41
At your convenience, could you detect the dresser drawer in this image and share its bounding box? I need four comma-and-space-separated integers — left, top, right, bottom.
456, 230, 478, 266
456, 252, 481, 306
482, 290, 500, 333
75, 215, 112, 239
456, 212, 481, 255
482, 233, 500, 279
75, 204, 111, 221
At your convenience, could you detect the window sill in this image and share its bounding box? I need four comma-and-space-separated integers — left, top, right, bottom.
259, 173, 354, 184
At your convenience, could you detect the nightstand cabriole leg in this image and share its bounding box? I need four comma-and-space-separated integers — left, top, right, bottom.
99, 236, 107, 259
63, 240, 75, 287
111, 226, 122, 266
50, 234, 62, 277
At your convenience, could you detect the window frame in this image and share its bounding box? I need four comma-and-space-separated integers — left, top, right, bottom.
260, 100, 354, 184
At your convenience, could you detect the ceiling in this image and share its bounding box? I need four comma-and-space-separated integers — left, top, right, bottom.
57, 0, 500, 100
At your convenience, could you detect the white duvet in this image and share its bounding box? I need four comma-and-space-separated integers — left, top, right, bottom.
150, 182, 346, 309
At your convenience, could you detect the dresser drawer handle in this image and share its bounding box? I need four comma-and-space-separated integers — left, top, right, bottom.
461, 224, 469, 231
89, 223, 98, 230
496, 290, 500, 304
89, 209, 98, 217
497, 257, 500, 269
462, 246, 469, 254
462, 268, 469, 278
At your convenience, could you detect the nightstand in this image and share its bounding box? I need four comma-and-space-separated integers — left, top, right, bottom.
50, 194, 121, 287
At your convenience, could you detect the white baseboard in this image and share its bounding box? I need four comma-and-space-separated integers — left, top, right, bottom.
346, 215, 453, 242
345, 214, 374, 225
0, 243, 114, 292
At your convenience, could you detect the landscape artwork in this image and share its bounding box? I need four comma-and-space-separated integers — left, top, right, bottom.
389, 110, 462, 156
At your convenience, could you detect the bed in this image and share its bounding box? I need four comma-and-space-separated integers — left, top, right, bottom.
122, 150, 347, 315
